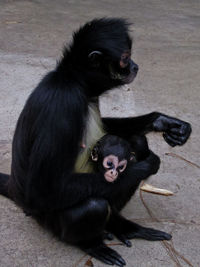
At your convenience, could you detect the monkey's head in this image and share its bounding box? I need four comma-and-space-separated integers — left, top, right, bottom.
62, 18, 138, 97
91, 135, 134, 183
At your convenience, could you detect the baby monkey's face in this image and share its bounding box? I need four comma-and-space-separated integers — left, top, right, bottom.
102, 155, 127, 182
91, 135, 134, 183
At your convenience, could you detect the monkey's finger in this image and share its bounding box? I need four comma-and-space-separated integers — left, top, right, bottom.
166, 133, 184, 144
169, 127, 184, 136
164, 133, 186, 146
116, 234, 132, 247
163, 133, 177, 147
169, 122, 191, 137
163, 133, 182, 146
166, 131, 190, 146
169, 127, 189, 137
87, 244, 126, 266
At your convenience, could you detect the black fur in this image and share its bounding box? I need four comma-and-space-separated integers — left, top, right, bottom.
0, 18, 191, 266
93, 134, 133, 163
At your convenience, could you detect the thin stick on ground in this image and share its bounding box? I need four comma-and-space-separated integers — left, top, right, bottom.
139, 181, 193, 267
165, 153, 200, 169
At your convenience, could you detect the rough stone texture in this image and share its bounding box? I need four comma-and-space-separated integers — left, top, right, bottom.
0, 0, 199, 266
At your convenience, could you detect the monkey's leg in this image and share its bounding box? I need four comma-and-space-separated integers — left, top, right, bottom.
0, 173, 10, 198
107, 210, 172, 247
61, 198, 126, 267
106, 156, 170, 246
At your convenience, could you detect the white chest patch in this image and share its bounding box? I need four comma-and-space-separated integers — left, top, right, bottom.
74, 103, 106, 173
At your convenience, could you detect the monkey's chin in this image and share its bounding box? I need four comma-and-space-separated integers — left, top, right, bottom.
104, 174, 117, 183
122, 73, 137, 84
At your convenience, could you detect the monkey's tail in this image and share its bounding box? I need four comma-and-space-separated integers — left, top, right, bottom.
0, 173, 11, 199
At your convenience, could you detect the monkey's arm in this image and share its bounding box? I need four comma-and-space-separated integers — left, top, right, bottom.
27, 150, 160, 213
56, 151, 159, 211
102, 112, 191, 147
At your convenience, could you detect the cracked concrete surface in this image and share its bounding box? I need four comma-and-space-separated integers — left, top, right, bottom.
0, 0, 200, 266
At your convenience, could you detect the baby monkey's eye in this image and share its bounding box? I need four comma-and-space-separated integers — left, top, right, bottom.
118, 164, 126, 172
107, 161, 113, 168
118, 165, 124, 170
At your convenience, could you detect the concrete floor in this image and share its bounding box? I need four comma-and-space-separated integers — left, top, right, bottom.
0, 0, 200, 266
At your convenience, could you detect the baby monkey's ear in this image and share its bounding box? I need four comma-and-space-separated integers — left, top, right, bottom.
130, 152, 136, 162
91, 145, 99, 161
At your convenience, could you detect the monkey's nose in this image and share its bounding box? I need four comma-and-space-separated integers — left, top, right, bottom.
132, 63, 139, 73
130, 61, 139, 73
110, 170, 118, 177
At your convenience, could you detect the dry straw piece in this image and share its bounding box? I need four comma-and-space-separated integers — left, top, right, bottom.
140, 183, 174, 196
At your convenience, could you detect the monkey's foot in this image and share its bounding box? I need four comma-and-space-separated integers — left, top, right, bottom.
116, 225, 172, 246
130, 226, 172, 241
103, 231, 114, 241
81, 242, 126, 266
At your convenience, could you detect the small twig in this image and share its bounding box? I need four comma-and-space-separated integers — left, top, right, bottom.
73, 253, 88, 267
107, 242, 124, 246
139, 181, 181, 266
165, 153, 200, 169
5, 21, 20, 24
169, 244, 193, 267
84, 257, 94, 266
139, 181, 193, 267
162, 240, 182, 267
140, 183, 173, 196
139, 181, 158, 221
39, 60, 49, 70
130, 218, 199, 225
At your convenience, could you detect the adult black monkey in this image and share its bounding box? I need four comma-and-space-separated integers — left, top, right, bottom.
0, 18, 191, 266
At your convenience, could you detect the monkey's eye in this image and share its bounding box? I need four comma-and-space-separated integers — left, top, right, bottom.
120, 58, 129, 69
122, 56, 129, 64
118, 165, 124, 171
103, 156, 118, 169
107, 161, 113, 167
107, 161, 113, 168
118, 162, 127, 172
120, 51, 131, 68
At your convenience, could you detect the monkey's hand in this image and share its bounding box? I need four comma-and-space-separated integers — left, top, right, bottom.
153, 114, 192, 147
144, 150, 160, 175
127, 151, 160, 181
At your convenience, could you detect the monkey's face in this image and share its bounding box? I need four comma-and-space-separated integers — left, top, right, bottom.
102, 155, 127, 182
91, 135, 134, 183
109, 50, 139, 84
88, 49, 139, 86
69, 18, 139, 97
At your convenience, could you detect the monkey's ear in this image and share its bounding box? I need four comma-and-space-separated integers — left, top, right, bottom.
91, 146, 99, 161
88, 51, 102, 67
130, 152, 136, 162
88, 50, 102, 59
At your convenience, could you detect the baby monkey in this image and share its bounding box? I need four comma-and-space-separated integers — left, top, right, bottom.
91, 134, 149, 182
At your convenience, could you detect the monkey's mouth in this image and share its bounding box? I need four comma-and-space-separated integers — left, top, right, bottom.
122, 71, 137, 84
104, 174, 117, 183
109, 65, 138, 84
